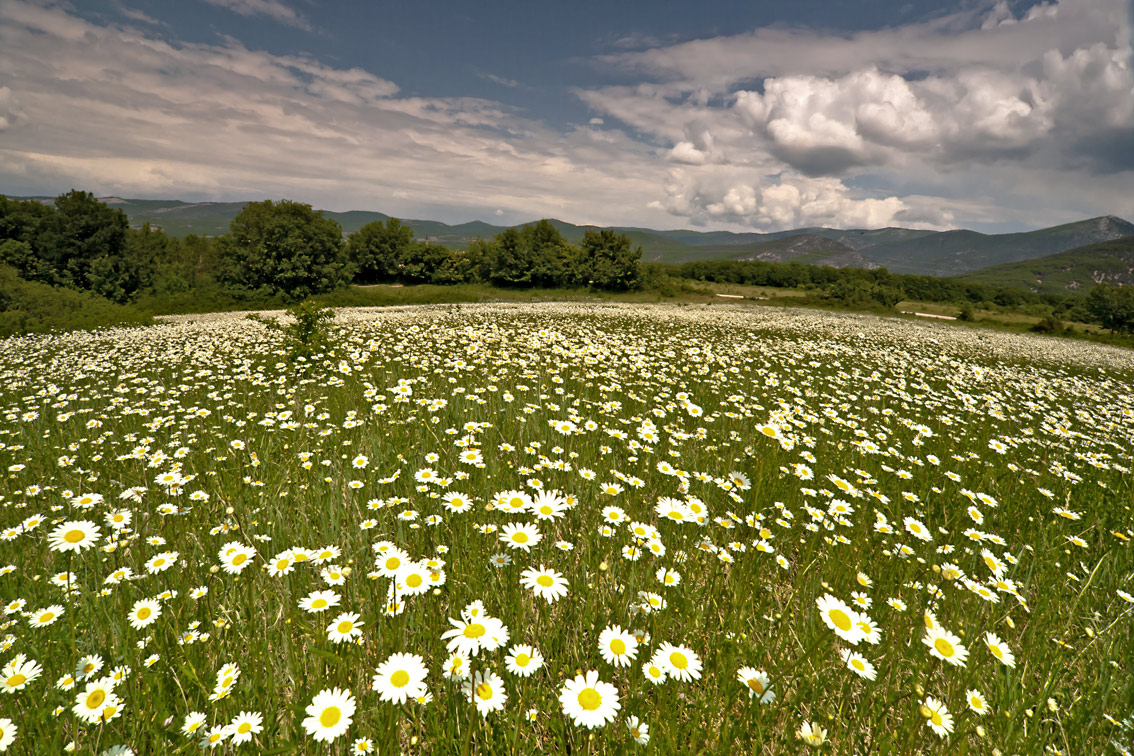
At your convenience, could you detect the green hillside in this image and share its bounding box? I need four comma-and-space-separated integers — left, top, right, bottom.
961, 236, 1134, 295
8, 195, 1133, 276
866, 216, 1134, 276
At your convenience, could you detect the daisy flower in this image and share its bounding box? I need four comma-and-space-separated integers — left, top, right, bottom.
326, 613, 364, 644
128, 599, 161, 630
48, 521, 101, 553
597, 625, 639, 668
298, 590, 341, 614
463, 670, 507, 717
654, 642, 702, 682
815, 594, 865, 645
302, 687, 356, 743
0, 717, 14, 752
984, 632, 1016, 668
1, 654, 42, 693
229, 711, 263, 744
371, 652, 428, 705
923, 626, 968, 667
28, 605, 63, 628
626, 715, 650, 745
919, 696, 953, 739
840, 649, 877, 681
504, 644, 544, 677
519, 565, 569, 604
499, 522, 542, 551
559, 670, 620, 729
737, 665, 777, 705
966, 689, 989, 716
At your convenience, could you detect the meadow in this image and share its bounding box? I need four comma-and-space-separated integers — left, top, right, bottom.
0, 302, 1131, 755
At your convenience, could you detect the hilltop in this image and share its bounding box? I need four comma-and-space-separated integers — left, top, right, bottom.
8, 195, 1133, 281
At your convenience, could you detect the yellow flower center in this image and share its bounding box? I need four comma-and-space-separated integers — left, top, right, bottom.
385, 557, 401, 571
990, 645, 1004, 659
463, 623, 485, 638
829, 609, 852, 632
747, 678, 764, 694
536, 575, 554, 587
512, 532, 529, 543
64, 530, 85, 543
390, 670, 410, 688
86, 689, 106, 709
610, 639, 626, 655
670, 652, 688, 669
7, 674, 26, 687
336, 621, 353, 634
39, 612, 55, 623
475, 683, 492, 700
406, 574, 422, 588
137, 607, 151, 620
312, 599, 327, 609
238, 722, 252, 734
232, 553, 247, 566
540, 506, 552, 515
320, 706, 341, 728
934, 638, 954, 657
515, 654, 530, 667
577, 688, 602, 711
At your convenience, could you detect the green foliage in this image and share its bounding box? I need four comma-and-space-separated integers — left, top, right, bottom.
579, 229, 643, 291
1085, 283, 1134, 333
957, 301, 976, 321
0, 192, 162, 303
824, 278, 902, 309
0, 263, 150, 337
347, 218, 414, 283
218, 200, 352, 300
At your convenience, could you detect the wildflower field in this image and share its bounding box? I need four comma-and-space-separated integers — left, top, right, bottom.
0, 303, 1131, 755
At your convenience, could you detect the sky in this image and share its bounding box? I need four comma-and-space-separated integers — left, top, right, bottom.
0, 0, 1132, 233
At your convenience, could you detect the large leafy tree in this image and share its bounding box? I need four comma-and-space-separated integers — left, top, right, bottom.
347, 218, 415, 284
218, 200, 351, 299
579, 229, 643, 291
1086, 283, 1134, 333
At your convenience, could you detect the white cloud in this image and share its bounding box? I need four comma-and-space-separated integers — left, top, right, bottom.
577, 0, 1132, 227
0, 87, 25, 131
201, 0, 311, 31
0, 0, 1129, 234
0, 1, 686, 228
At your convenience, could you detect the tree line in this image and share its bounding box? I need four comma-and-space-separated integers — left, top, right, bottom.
1, 191, 1132, 334
0, 193, 642, 305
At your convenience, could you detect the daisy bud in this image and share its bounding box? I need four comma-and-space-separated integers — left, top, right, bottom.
209, 566, 219, 574
599, 561, 608, 572
226, 507, 234, 515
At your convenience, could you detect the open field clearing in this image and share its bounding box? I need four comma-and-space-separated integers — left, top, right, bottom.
0, 303, 1131, 755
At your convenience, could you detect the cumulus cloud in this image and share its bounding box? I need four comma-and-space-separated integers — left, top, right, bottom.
0, 0, 1129, 233
201, 0, 311, 31
579, 0, 1133, 227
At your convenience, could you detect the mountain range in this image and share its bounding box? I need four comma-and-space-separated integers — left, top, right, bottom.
10, 196, 1134, 285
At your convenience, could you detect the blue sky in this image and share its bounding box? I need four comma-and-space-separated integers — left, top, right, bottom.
1, 0, 1131, 232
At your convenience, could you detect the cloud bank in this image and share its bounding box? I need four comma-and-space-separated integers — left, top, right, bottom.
0, 0, 1130, 232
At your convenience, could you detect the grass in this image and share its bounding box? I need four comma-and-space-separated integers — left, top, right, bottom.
0, 303, 1131, 755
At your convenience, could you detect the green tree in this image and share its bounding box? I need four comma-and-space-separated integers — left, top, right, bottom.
347, 218, 414, 284
579, 229, 643, 291
27, 190, 128, 291
217, 200, 351, 299
1086, 283, 1134, 333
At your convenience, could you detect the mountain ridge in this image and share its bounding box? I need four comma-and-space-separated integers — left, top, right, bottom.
6, 195, 1132, 279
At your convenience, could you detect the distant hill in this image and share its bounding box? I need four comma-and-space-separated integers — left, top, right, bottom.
962, 236, 1134, 295
865, 216, 1134, 276
693, 233, 880, 269
7, 195, 1132, 278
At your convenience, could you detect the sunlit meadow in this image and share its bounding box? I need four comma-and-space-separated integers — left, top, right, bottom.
0, 303, 1131, 755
